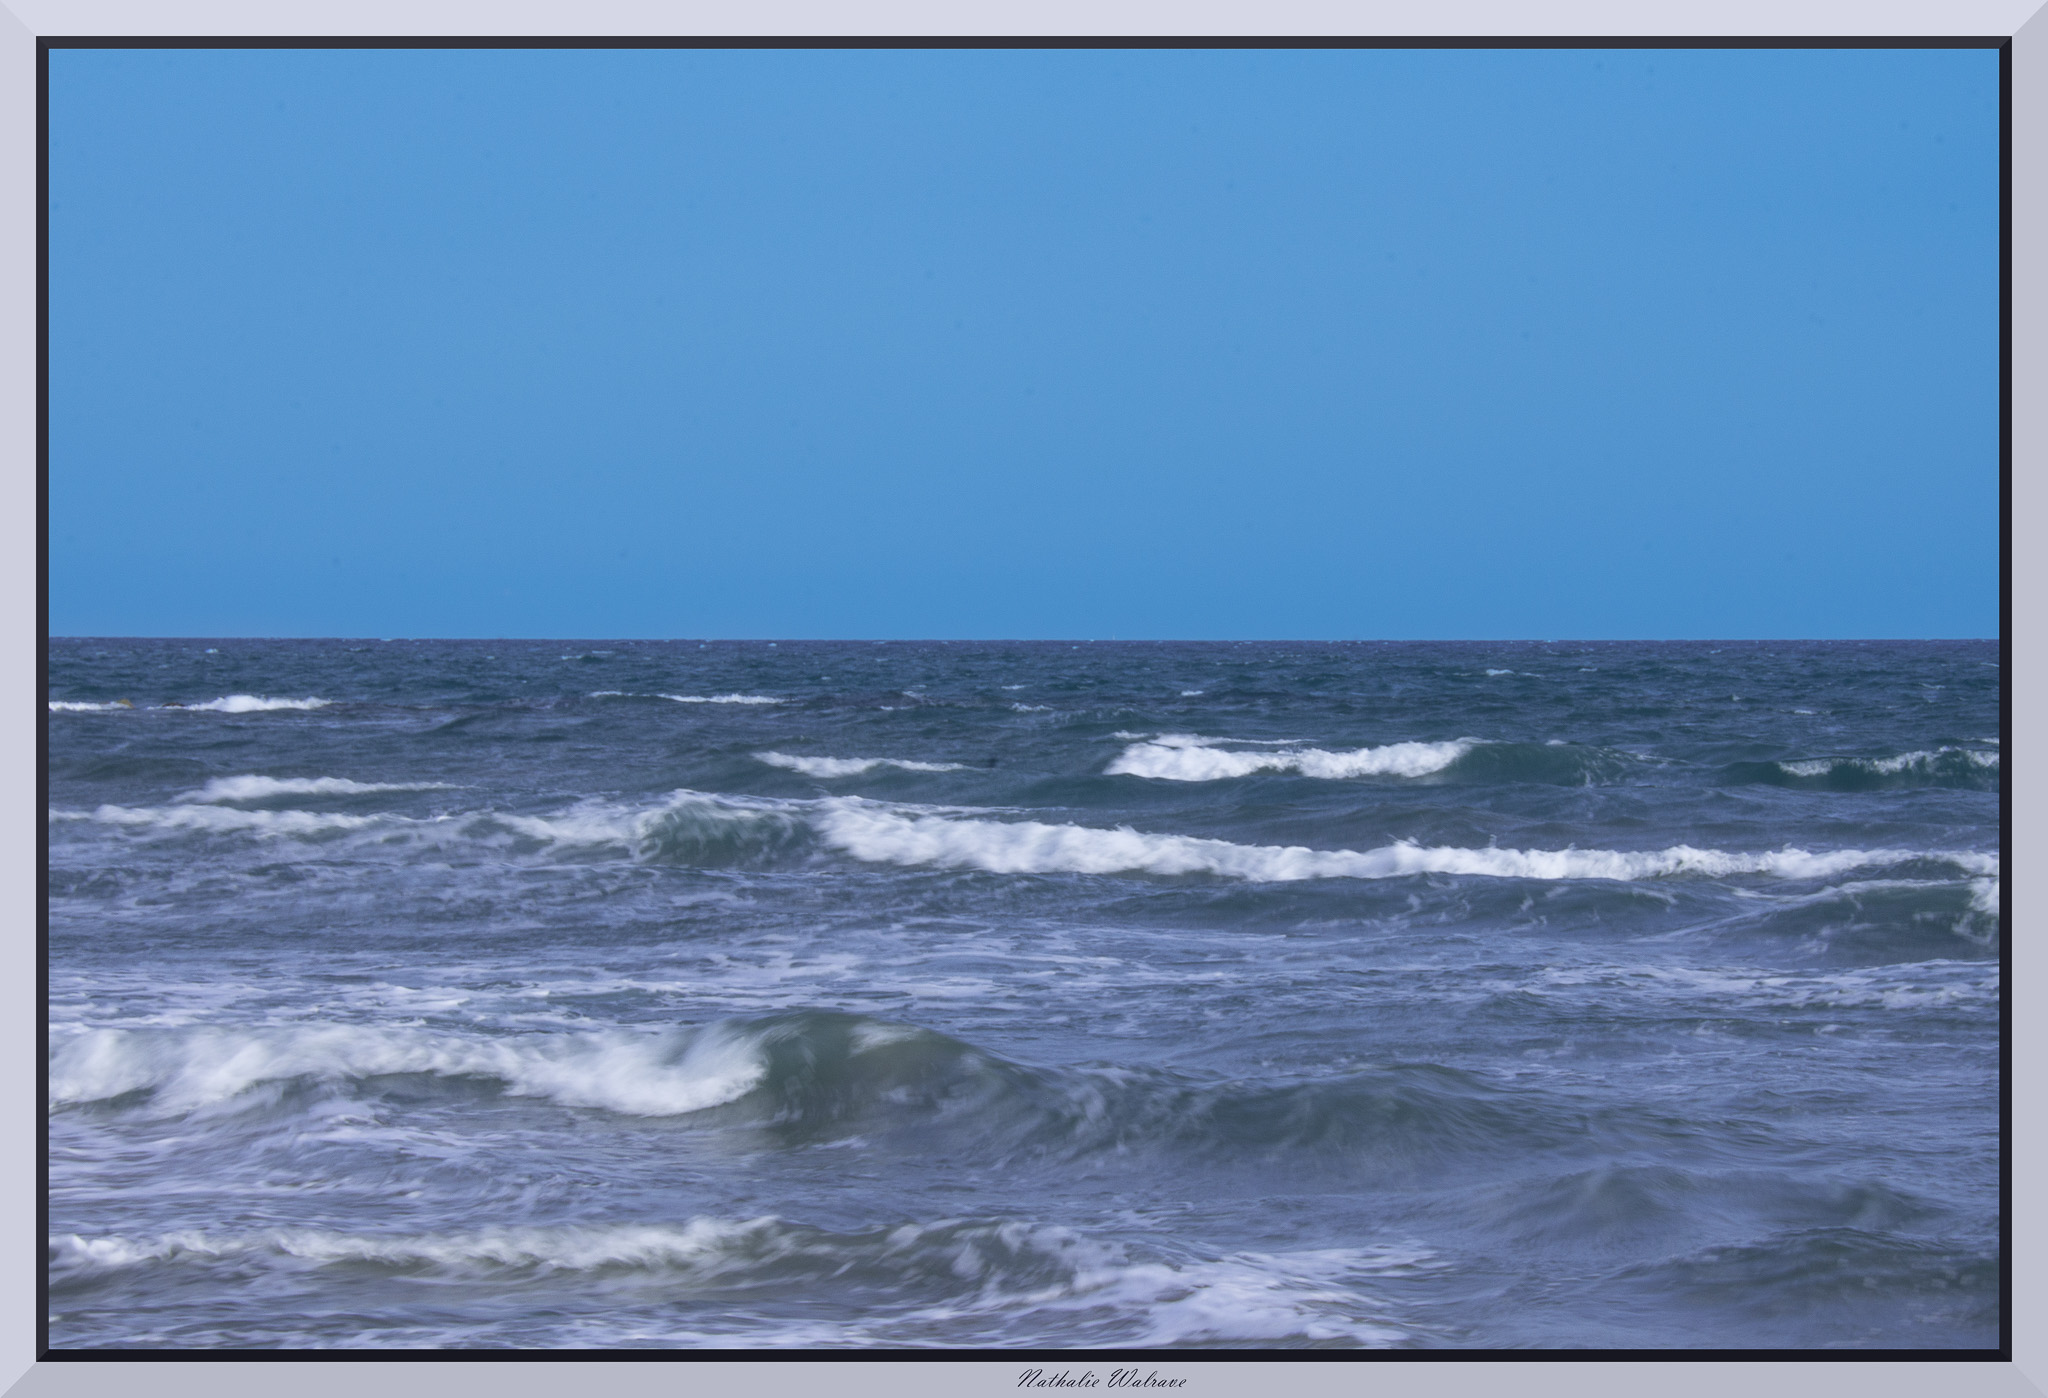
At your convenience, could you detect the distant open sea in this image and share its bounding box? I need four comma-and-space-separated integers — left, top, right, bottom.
44, 638, 2002, 1350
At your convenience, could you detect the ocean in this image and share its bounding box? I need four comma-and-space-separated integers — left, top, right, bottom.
44, 638, 2003, 1350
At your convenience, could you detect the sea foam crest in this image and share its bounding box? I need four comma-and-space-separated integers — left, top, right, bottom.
47, 701, 131, 713
58, 804, 391, 838
757, 752, 968, 779
183, 695, 332, 713
49, 1217, 785, 1280
811, 804, 1999, 884
181, 776, 454, 804
1108, 733, 1473, 781
1777, 748, 2000, 778
589, 692, 784, 705
46, 1219, 1426, 1345
491, 790, 807, 851
49, 1022, 769, 1117
47, 1219, 1426, 1342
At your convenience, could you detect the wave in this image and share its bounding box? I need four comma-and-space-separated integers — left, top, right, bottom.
1108, 735, 1473, 781
54, 804, 393, 838
54, 787, 1999, 890
757, 752, 968, 779
592, 691, 783, 706
44, 1008, 1588, 1177
48, 1216, 1428, 1346
810, 802, 1997, 884
1531, 960, 2000, 1013
50, 1020, 768, 1117
1724, 748, 2000, 792
178, 695, 332, 713
1105, 733, 1635, 785
52, 696, 334, 713
180, 776, 454, 804
491, 792, 814, 865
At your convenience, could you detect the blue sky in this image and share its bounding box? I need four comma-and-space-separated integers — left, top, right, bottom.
47, 46, 1999, 639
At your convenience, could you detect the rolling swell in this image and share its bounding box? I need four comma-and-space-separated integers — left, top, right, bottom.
49, 1217, 1430, 1348
51, 788, 1999, 892
1722, 748, 1999, 792
50, 1011, 1619, 1181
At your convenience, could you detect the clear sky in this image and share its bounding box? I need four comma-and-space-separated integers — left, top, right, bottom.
47, 46, 1999, 640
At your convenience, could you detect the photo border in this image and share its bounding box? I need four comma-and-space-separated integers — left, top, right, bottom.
11, 2, 2035, 1394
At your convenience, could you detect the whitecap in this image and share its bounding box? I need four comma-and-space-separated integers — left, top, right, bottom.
811, 803, 1997, 884
1107, 735, 1472, 781
182, 695, 332, 713
44, 1218, 1425, 1346
589, 692, 783, 705
49, 1021, 767, 1117
1776, 748, 1998, 779
58, 804, 391, 838
756, 753, 967, 779
47, 701, 132, 713
181, 776, 455, 804
49, 1218, 785, 1280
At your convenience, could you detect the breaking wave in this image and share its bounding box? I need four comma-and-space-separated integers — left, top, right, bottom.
50, 1020, 769, 1117
1105, 734, 1635, 785
44, 1008, 1595, 1176
809, 803, 1996, 884
180, 695, 332, 713
52, 788, 1999, 891
1108, 734, 1473, 781
1725, 748, 2000, 791
591, 692, 783, 705
48, 1215, 1429, 1347
181, 776, 454, 804
757, 752, 968, 778
53, 804, 393, 838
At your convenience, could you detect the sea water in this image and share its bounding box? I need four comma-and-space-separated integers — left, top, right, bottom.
45, 639, 2002, 1349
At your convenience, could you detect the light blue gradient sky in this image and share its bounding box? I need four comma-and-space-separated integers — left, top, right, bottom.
47, 46, 1999, 638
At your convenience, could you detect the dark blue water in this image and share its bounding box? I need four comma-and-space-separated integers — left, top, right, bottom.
45, 639, 2002, 1350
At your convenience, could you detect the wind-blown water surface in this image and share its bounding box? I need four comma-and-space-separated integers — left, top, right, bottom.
46, 640, 2001, 1349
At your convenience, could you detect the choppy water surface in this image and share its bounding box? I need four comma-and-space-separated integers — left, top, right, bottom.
46, 640, 2002, 1349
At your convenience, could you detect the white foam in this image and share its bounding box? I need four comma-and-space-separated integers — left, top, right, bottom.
590, 692, 783, 705
757, 752, 968, 778
1778, 748, 1999, 778
49, 1217, 789, 1279
812, 804, 1997, 884
1107, 735, 1473, 781
47, 701, 131, 712
1010, 704, 1052, 713
49, 1022, 767, 1117
1097, 1248, 1427, 1347
1485, 668, 1513, 676
61, 804, 389, 837
181, 776, 454, 804
1970, 878, 2000, 917
492, 790, 803, 850
182, 695, 332, 713
45, 1218, 1422, 1347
